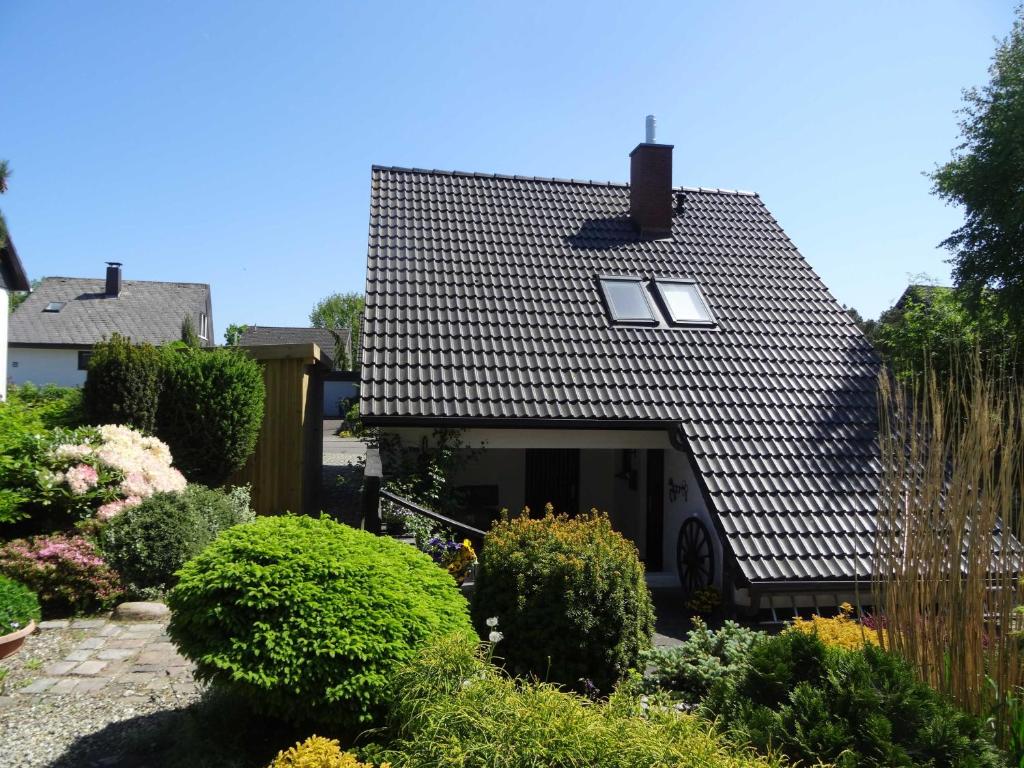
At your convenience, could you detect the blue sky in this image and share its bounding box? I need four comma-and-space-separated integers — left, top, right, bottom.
1, 2, 1018, 339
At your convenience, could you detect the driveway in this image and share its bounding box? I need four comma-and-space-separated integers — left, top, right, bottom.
321, 419, 366, 525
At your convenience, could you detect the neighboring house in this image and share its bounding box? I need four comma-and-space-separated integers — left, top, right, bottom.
0, 229, 30, 400
238, 325, 356, 416
8, 263, 213, 387
360, 135, 879, 612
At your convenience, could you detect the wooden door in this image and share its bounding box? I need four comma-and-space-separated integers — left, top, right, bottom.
524, 449, 580, 515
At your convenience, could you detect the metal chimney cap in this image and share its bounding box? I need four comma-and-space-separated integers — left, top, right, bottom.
645, 114, 657, 144
106, 261, 122, 267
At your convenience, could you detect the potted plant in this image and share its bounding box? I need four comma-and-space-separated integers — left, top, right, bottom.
0, 574, 40, 659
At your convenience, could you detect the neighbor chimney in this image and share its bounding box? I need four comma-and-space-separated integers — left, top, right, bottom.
105, 262, 122, 297
630, 115, 674, 238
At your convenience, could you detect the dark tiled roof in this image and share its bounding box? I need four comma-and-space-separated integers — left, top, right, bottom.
9, 277, 212, 346
238, 325, 349, 367
361, 165, 880, 585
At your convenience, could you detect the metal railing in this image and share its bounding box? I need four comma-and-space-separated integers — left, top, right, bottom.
378, 489, 487, 539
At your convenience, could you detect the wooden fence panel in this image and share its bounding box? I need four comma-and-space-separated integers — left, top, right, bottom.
229, 343, 328, 517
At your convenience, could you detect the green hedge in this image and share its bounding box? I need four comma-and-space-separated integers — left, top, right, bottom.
83, 334, 162, 433
471, 511, 654, 693
100, 485, 253, 596
156, 347, 264, 486
167, 515, 472, 727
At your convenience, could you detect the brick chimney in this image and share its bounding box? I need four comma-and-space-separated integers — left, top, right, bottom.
630, 115, 674, 238
105, 262, 122, 297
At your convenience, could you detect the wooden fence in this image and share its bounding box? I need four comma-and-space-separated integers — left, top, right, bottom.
229, 343, 330, 516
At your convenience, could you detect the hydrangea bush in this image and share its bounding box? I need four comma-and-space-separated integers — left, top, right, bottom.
0, 533, 123, 615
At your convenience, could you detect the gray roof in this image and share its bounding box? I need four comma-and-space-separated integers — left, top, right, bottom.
9, 277, 211, 346
361, 165, 880, 586
238, 325, 349, 367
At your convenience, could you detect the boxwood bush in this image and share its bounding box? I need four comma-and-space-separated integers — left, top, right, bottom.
100, 484, 254, 596
703, 630, 1004, 768
471, 510, 654, 693
0, 573, 41, 634
167, 515, 472, 727
157, 347, 264, 486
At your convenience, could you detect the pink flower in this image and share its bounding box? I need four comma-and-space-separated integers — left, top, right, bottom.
64, 464, 99, 495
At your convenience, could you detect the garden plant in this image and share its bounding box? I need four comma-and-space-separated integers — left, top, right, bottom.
100, 484, 254, 596
167, 514, 472, 727
471, 508, 654, 693
0, 573, 40, 634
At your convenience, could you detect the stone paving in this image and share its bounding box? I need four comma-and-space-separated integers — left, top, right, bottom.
10, 616, 195, 699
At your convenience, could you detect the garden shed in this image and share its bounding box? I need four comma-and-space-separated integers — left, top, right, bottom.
230, 342, 331, 516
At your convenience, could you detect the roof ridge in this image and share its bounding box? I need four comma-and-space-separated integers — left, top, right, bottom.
36, 276, 211, 287
371, 164, 758, 197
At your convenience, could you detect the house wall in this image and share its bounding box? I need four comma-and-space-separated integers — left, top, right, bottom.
382, 427, 717, 577
8, 347, 88, 388
0, 291, 8, 400
663, 449, 722, 589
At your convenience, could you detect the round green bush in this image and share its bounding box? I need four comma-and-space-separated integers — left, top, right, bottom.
471, 510, 655, 693
101, 485, 253, 595
0, 573, 41, 633
156, 347, 265, 486
167, 515, 473, 726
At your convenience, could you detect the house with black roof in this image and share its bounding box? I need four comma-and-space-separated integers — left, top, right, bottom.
8, 263, 213, 388
360, 126, 880, 611
1, 224, 31, 400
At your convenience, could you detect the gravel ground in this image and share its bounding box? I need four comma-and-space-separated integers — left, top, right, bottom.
0, 621, 202, 768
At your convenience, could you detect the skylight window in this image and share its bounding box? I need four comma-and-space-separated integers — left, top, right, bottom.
653, 279, 714, 325
599, 277, 658, 325
43, 302, 66, 313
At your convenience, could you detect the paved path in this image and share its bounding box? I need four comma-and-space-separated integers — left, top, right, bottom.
5, 617, 195, 699
0, 616, 201, 767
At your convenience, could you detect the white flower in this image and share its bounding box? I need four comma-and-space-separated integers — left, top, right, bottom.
488, 631, 503, 644
485, 616, 499, 628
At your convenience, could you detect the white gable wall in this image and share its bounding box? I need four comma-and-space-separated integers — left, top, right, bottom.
0, 291, 8, 400
8, 347, 88, 388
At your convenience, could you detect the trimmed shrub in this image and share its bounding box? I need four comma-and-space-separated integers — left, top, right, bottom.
269, 737, 386, 768
101, 485, 254, 596
471, 510, 654, 693
704, 631, 1004, 768
0, 534, 123, 616
83, 334, 163, 432
787, 602, 885, 650
0, 573, 41, 633
167, 515, 472, 726
643, 618, 763, 704
374, 634, 778, 768
157, 347, 264, 486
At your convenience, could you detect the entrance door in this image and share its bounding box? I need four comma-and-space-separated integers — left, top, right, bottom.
524, 449, 580, 515
645, 449, 664, 571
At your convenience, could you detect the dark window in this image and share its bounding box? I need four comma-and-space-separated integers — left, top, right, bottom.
77, 351, 93, 371
653, 279, 714, 325
43, 302, 66, 313
598, 277, 657, 325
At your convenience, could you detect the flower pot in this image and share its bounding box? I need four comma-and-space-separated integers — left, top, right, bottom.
0, 620, 36, 660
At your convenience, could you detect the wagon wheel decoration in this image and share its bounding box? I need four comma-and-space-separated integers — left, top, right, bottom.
676, 517, 715, 595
